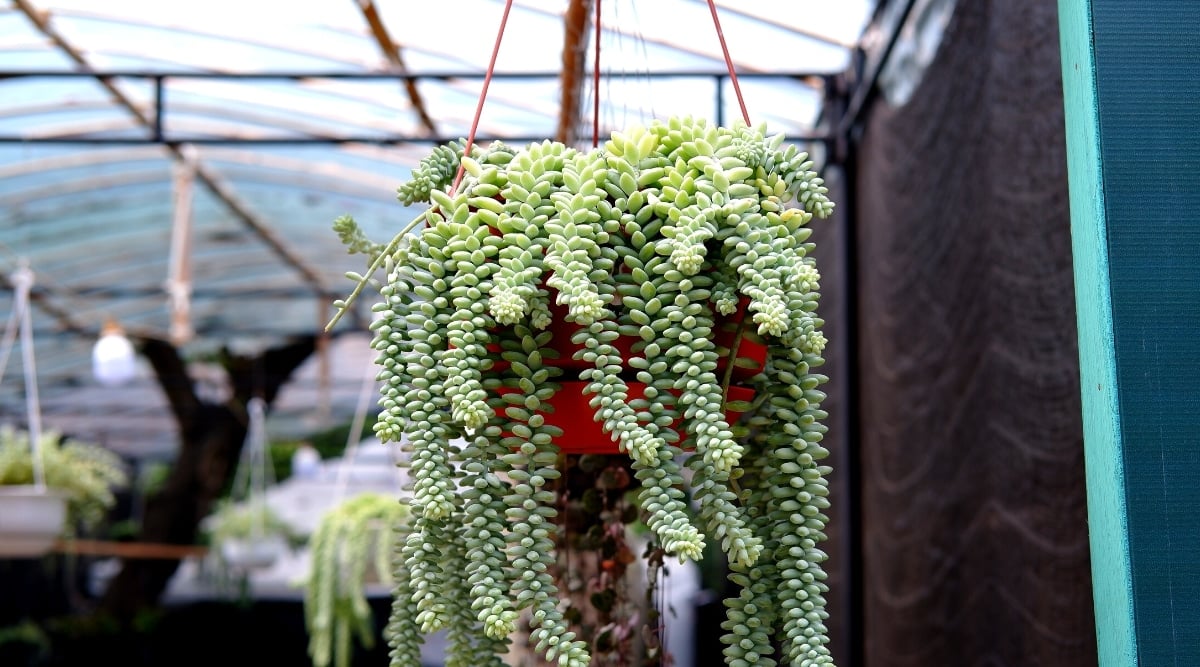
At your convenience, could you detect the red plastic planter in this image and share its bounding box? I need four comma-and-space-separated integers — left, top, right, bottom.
712, 298, 767, 381
543, 298, 636, 371
486, 295, 767, 380
469, 225, 768, 454
497, 381, 756, 455
475, 220, 768, 379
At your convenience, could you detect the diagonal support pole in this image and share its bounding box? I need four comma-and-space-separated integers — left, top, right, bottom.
14, 0, 330, 298
354, 0, 438, 137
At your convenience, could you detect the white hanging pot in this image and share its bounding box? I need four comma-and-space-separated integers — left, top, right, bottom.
0, 485, 68, 557
220, 533, 288, 571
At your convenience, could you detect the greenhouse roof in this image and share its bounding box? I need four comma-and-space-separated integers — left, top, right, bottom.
0, 0, 874, 457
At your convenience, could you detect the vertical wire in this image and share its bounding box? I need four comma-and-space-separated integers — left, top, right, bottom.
230, 422, 251, 503
705, 0, 750, 125
450, 0, 515, 194
592, 0, 602, 147
334, 355, 380, 504
247, 396, 267, 538
12, 263, 45, 489
0, 288, 21, 387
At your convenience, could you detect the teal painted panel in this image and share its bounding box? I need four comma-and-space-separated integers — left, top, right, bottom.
1056, 0, 1137, 664
1091, 1, 1200, 663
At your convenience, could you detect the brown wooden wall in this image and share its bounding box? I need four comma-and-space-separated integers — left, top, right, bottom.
852, 1, 1098, 664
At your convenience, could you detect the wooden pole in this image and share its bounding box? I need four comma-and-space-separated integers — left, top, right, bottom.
166, 160, 195, 346
556, 0, 593, 145
55, 539, 208, 560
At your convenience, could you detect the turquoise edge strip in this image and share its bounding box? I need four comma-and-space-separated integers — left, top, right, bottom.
1056, 0, 1136, 663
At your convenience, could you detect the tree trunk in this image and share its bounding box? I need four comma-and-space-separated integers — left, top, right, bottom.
97, 335, 316, 621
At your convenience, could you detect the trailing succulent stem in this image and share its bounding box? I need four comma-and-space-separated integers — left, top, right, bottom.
333, 116, 837, 666
305, 492, 408, 667
762, 352, 833, 666
458, 434, 520, 639
492, 324, 591, 666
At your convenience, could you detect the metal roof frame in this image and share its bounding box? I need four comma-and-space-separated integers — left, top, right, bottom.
0, 70, 834, 145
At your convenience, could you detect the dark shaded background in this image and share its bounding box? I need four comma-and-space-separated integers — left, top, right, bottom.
852, 1, 1098, 665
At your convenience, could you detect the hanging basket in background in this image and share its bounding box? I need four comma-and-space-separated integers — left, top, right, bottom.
202, 398, 293, 573
0, 485, 67, 558
0, 426, 127, 558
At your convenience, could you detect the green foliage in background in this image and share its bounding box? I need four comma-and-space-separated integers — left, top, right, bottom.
269, 414, 378, 481
304, 492, 408, 667
0, 424, 128, 531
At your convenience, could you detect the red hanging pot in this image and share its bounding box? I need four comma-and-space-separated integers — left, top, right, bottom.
470, 212, 767, 382
711, 297, 767, 382
483, 286, 766, 456
497, 381, 756, 455
539, 292, 767, 381
465, 203, 767, 457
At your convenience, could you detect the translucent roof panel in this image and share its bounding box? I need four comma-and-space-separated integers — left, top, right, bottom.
0, 0, 873, 457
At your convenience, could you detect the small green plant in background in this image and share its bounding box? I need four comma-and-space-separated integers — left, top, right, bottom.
202, 498, 301, 548
0, 424, 128, 532
303, 491, 408, 667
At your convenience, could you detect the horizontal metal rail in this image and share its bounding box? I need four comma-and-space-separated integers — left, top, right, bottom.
0, 69, 838, 146
0, 134, 832, 146
0, 69, 833, 81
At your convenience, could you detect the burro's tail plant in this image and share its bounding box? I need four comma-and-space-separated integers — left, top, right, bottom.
331, 116, 836, 667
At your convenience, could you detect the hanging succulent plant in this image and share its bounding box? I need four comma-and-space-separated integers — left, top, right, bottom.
332, 116, 836, 667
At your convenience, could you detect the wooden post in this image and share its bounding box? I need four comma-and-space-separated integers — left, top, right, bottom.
1058, 1, 1200, 663
166, 160, 195, 346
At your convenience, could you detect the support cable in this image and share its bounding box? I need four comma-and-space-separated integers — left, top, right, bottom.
0, 262, 46, 488
450, 0, 515, 195
705, 0, 751, 126
592, 0, 602, 147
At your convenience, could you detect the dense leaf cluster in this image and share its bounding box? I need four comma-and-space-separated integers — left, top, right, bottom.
334, 116, 835, 666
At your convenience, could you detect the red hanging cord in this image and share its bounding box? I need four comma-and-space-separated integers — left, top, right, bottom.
592, 0, 602, 147
451, 0, 515, 194
705, 0, 750, 126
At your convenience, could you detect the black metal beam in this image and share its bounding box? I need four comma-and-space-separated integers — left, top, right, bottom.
828, 3, 922, 665
0, 134, 832, 146
836, 0, 919, 139
0, 68, 837, 145
0, 68, 832, 81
